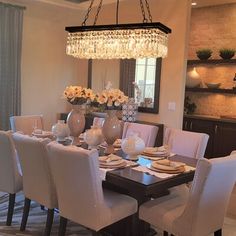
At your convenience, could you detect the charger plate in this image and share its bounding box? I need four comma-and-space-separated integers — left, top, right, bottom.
99, 160, 127, 169
147, 163, 185, 174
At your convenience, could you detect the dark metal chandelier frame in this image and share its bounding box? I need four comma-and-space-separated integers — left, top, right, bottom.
65, 0, 171, 34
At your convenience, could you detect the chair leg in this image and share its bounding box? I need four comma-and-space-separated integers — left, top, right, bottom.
164, 231, 169, 236
58, 216, 68, 236
44, 208, 54, 236
6, 193, 16, 226
214, 229, 222, 236
20, 198, 31, 231
91, 230, 99, 236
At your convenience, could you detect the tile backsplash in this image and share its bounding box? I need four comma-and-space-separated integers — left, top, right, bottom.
186, 92, 236, 117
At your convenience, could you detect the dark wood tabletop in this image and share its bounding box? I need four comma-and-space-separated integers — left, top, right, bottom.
102, 154, 197, 236
79, 142, 198, 236
104, 154, 197, 203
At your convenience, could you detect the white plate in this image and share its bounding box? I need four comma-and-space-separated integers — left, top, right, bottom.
99, 159, 126, 167
32, 131, 53, 138
147, 163, 185, 174
99, 154, 122, 163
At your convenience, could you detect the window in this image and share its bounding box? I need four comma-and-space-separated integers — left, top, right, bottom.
135, 58, 156, 108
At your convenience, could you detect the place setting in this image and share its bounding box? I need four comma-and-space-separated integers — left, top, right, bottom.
141, 145, 172, 160
31, 129, 54, 139
98, 138, 122, 150
147, 159, 186, 174
99, 154, 138, 169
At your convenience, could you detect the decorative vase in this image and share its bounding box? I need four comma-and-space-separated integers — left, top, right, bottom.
67, 105, 85, 138
52, 120, 70, 141
84, 125, 104, 149
102, 110, 121, 154
121, 133, 145, 160
186, 67, 201, 88
122, 98, 138, 122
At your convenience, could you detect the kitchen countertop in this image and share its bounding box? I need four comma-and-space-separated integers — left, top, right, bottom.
184, 114, 236, 124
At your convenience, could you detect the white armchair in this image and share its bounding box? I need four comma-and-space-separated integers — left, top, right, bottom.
139, 156, 236, 236
122, 122, 159, 147
47, 142, 137, 235
164, 127, 209, 158
10, 115, 44, 135
227, 151, 236, 217
12, 133, 57, 236
0, 131, 22, 226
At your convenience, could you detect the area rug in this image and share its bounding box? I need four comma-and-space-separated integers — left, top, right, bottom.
0, 192, 91, 236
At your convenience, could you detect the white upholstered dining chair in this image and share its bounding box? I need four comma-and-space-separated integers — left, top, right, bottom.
122, 122, 159, 147
227, 150, 236, 217
139, 155, 236, 236
0, 131, 22, 226
164, 127, 209, 158
12, 133, 57, 236
10, 115, 44, 135
47, 142, 137, 236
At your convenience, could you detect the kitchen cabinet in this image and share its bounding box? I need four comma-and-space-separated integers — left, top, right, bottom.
183, 115, 236, 158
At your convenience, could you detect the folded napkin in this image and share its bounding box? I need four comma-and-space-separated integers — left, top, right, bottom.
99, 154, 122, 163
155, 159, 185, 168
144, 145, 169, 155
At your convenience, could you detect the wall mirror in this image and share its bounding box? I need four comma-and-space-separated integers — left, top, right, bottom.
87, 58, 162, 113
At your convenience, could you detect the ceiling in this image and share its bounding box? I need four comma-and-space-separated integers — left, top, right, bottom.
192, 0, 236, 7
6, 0, 235, 11
38, 0, 124, 10
38, 0, 236, 10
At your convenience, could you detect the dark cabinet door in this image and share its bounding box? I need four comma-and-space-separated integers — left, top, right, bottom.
189, 119, 215, 158
214, 122, 236, 157
183, 117, 215, 158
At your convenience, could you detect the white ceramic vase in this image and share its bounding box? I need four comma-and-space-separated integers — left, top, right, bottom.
52, 120, 70, 141
121, 133, 145, 160
186, 67, 201, 88
67, 105, 85, 137
102, 110, 121, 154
84, 126, 104, 149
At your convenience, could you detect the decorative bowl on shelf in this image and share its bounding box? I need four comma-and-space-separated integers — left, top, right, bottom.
205, 82, 221, 89
219, 48, 235, 60
196, 49, 212, 60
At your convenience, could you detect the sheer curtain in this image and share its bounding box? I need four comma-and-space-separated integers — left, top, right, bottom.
0, 2, 25, 130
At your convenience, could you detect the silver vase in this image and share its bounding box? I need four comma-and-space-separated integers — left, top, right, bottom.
102, 110, 121, 154
67, 105, 85, 138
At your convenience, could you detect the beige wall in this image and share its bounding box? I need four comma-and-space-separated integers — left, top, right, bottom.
93, 0, 191, 128
2, 0, 88, 130
3, 0, 191, 130
187, 3, 236, 118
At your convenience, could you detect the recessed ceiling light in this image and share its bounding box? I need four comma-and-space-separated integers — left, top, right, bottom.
192, 2, 197, 6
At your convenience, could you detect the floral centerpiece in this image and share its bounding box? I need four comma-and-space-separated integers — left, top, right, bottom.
63, 86, 95, 105
95, 88, 128, 109
63, 85, 95, 138
95, 88, 128, 154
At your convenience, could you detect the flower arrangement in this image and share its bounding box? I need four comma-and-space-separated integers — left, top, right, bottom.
63, 86, 95, 105
95, 88, 128, 109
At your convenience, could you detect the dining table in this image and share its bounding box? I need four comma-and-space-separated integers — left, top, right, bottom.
33, 129, 197, 236
95, 146, 198, 236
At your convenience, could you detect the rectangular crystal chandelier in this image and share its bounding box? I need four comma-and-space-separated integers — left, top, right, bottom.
65, 0, 172, 60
